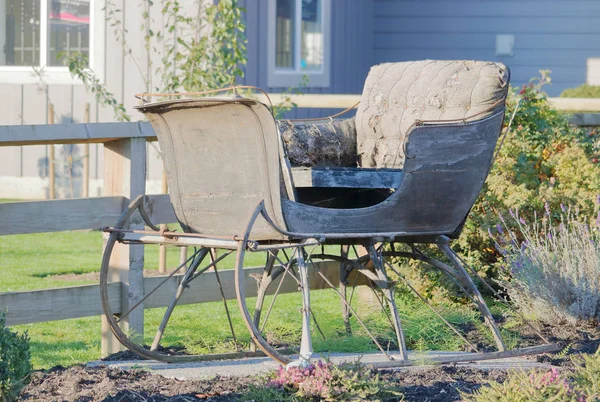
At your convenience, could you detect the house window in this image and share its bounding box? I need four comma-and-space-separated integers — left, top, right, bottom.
0, 0, 92, 83
48, 0, 91, 66
268, 0, 330, 88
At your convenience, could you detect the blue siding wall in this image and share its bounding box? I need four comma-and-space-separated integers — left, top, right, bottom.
373, 0, 600, 96
241, 0, 373, 118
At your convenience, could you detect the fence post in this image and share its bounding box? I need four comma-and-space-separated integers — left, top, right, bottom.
158, 170, 168, 273
101, 137, 146, 356
82, 103, 90, 198
48, 104, 55, 200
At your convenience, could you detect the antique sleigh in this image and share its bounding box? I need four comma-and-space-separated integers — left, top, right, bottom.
100, 60, 560, 366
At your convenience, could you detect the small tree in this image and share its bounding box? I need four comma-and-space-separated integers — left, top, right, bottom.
158, 0, 247, 93
64, 0, 248, 121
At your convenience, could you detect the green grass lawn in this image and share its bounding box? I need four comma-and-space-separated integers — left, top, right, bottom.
2, 224, 514, 369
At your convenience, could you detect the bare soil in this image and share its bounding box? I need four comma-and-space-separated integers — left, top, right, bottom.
20, 364, 510, 401
20, 365, 254, 402
19, 322, 600, 401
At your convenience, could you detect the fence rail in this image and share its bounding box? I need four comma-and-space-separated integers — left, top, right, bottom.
1, 262, 343, 326
1, 93, 599, 357
0, 195, 174, 235
267, 94, 600, 113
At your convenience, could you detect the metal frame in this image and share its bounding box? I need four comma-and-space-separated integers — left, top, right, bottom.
98, 196, 561, 367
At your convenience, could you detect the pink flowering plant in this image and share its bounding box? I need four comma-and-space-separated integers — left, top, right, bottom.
261, 360, 401, 401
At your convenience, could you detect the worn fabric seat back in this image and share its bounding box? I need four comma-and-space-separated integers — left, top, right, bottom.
356, 60, 509, 169
137, 98, 287, 240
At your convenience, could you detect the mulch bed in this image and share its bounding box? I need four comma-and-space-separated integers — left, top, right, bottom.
20, 364, 509, 401
19, 324, 600, 401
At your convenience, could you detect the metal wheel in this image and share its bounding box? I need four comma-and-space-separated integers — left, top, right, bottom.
99, 198, 243, 363
235, 240, 410, 366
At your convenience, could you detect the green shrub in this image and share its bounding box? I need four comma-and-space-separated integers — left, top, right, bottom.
492, 206, 600, 324
465, 350, 600, 401
571, 350, 600, 400
0, 313, 32, 402
402, 72, 600, 301
464, 367, 583, 402
561, 84, 600, 98
455, 71, 600, 279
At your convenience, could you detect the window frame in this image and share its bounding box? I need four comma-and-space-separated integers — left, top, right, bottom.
0, 0, 102, 85
267, 0, 331, 88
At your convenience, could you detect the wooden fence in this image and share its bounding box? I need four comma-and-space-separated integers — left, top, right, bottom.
1, 94, 599, 357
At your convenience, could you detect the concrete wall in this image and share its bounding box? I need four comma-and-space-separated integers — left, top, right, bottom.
372, 0, 600, 96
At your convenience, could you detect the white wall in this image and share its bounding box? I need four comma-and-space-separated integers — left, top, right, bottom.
0, 176, 163, 200
588, 58, 600, 86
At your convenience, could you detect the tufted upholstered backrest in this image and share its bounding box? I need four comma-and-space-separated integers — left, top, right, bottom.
355, 60, 509, 169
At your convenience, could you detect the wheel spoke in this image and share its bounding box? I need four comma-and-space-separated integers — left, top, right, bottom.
150, 248, 210, 350
382, 258, 479, 353
310, 310, 326, 341
269, 250, 302, 286
210, 249, 239, 349
367, 244, 408, 360
308, 258, 392, 360
189, 250, 234, 282
259, 267, 288, 333
366, 279, 396, 330
253, 251, 278, 327
348, 272, 360, 305
116, 247, 208, 324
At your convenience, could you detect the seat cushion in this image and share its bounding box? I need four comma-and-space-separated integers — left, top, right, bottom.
277, 118, 357, 167
356, 60, 509, 169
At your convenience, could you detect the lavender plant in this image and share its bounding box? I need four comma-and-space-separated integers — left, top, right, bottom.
492, 203, 600, 324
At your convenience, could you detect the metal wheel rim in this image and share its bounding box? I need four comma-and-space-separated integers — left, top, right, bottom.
234, 242, 411, 365
234, 241, 292, 365
100, 233, 245, 363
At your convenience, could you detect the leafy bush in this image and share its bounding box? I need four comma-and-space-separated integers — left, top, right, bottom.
0, 313, 32, 402
571, 350, 600, 400
455, 71, 600, 279
561, 84, 600, 98
395, 72, 600, 302
465, 350, 600, 401
464, 367, 583, 401
243, 361, 401, 401
491, 206, 600, 324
